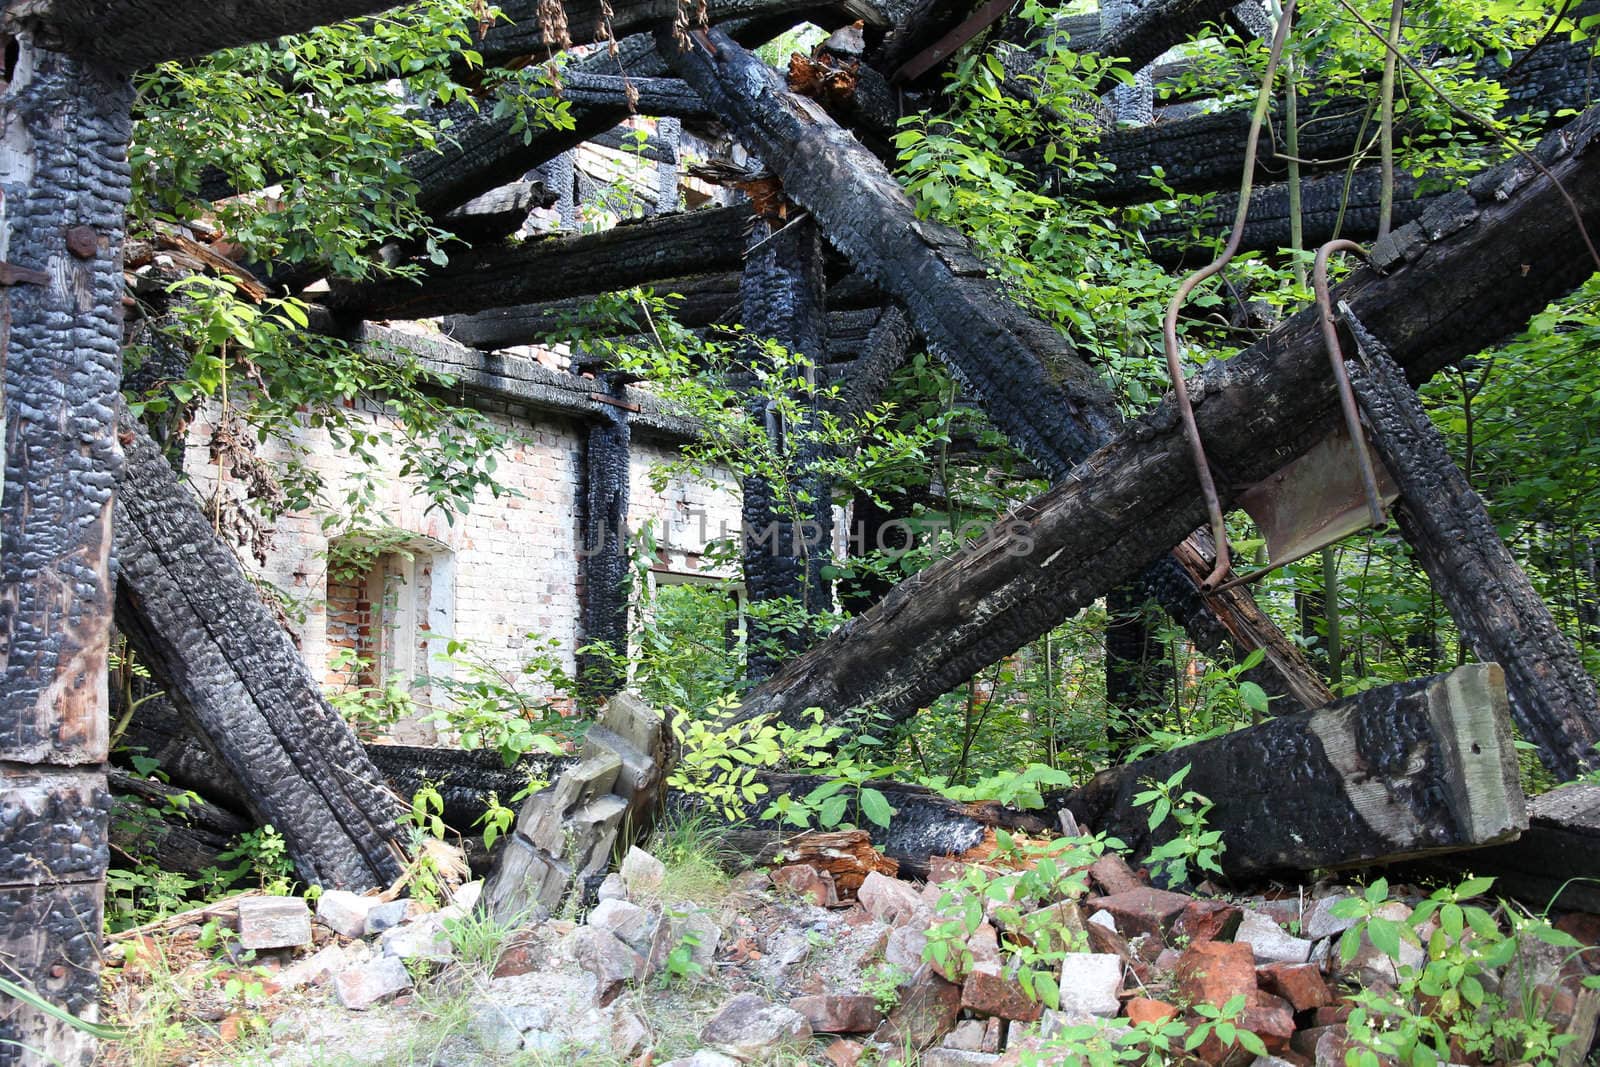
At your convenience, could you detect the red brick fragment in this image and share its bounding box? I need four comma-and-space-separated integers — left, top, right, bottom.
1125, 997, 1178, 1026
1086, 886, 1193, 939
961, 961, 1043, 1022
1258, 961, 1332, 1011
1175, 940, 1258, 1008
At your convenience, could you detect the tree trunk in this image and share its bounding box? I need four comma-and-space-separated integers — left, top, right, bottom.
0, 31, 131, 1065
727, 101, 1600, 735
739, 216, 835, 679
325, 205, 754, 321
1343, 310, 1600, 776
1063, 663, 1526, 876
661, 24, 1331, 713
113, 414, 405, 890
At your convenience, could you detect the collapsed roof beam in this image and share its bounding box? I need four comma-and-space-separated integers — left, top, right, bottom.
6, 0, 412, 70
660, 23, 1334, 712
732, 102, 1600, 775
323, 204, 754, 321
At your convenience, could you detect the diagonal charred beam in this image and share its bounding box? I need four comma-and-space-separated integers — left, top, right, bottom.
114, 412, 407, 889
323, 205, 754, 320
730, 103, 1600, 769
9, 0, 411, 71
660, 24, 1332, 711
1344, 311, 1600, 777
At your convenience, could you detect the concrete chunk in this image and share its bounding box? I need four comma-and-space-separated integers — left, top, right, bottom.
237, 896, 312, 950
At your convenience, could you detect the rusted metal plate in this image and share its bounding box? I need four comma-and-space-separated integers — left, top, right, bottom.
893, 0, 1017, 83
1237, 424, 1400, 569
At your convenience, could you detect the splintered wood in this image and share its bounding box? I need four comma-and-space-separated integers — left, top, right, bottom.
479, 694, 668, 923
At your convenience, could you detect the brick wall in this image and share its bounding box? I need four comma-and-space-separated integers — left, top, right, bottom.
180, 376, 742, 713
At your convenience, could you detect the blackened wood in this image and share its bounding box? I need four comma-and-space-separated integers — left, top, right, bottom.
441, 181, 554, 244
739, 216, 834, 678
661, 25, 1331, 713
1391, 784, 1600, 912
1087, 0, 1238, 88
445, 272, 745, 348
478, 0, 869, 67
579, 377, 633, 700
1342, 311, 1600, 777
1141, 169, 1438, 267
0, 35, 131, 1065
14, 0, 409, 71
1105, 585, 1163, 760
1063, 663, 1527, 876
109, 768, 251, 875
1045, 20, 1599, 207
324, 205, 753, 320
114, 415, 404, 890
728, 102, 1600, 731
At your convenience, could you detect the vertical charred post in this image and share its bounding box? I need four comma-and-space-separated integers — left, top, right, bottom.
1104, 585, 1164, 759
579, 375, 633, 702
0, 27, 132, 1065
739, 214, 832, 681
1343, 312, 1600, 778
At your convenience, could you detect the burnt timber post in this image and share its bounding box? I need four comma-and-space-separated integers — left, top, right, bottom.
1341, 309, 1600, 777
579, 375, 633, 701
739, 214, 833, 681
0, 25, 131, 1065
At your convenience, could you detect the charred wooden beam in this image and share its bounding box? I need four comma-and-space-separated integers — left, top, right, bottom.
660, 24, 1331, 712
10, 0, 410, 71
1064, 663, 1527, 876
1050, 22, 1598, 207
579, 376, 633, 700
445, 272, 746, 348
1391, 783, 1600, 913
478, 0, 873, 68
1343, 310, 1600, 777
1086, 0, 1239, 89
109, 769, 252, 876
323, 205, 754, 321
441, 271, 885, 351
740, 215, 835, 678
728, 101, 1600, 734
114, 413, 405, 890
1140, 168, 1439, 267
442, 181, 556, 244
0, 33, 131, 1065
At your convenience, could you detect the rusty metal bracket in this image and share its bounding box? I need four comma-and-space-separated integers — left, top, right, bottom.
589, 392, 640, 413
0, 260, 51, 287
892, 0, 1016, 83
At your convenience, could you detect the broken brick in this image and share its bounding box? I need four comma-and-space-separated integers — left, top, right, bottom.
1257, 962, 1332, 1011
1173, 899, 1241, 944
1125, 998, 1178, 1026
961, 960, 1042, 1022
1175, 940, 1257, 1008
1085, 887, 1192, 940
790, 994, 883, 1033
771, 863, 839, 907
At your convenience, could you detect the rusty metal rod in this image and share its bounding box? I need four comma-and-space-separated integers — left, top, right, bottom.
1161, 0, 1297, 592
1313, 238, 1387, 528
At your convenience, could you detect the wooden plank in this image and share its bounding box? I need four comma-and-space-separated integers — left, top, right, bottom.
1062, 663, 1527, 875
0, 35, 132, 1066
